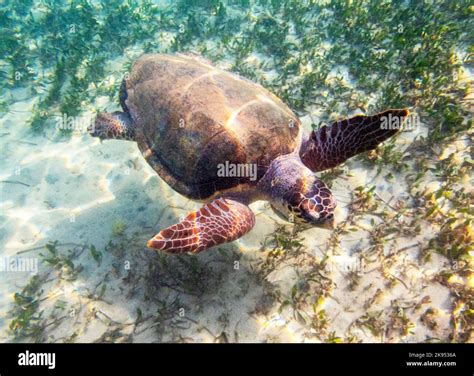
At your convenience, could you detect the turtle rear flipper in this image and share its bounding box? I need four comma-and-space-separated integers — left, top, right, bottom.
90, 111, 135, 141
147, 198, 255, 254
300, 109, 409, 172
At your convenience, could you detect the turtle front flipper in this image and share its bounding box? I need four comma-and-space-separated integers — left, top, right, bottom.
90, 111, 135, 141
300, 109, 409, 172
147, 198, 255, 254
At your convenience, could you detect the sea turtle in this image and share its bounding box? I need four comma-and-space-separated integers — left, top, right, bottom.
90, 53, 408, 254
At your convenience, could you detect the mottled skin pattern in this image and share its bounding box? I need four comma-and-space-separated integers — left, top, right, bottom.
91, 112, 135, 141
257, 154, 336, 227
147, 198, 255, 254
91, 53, 409, 254
300, 109, 409, 172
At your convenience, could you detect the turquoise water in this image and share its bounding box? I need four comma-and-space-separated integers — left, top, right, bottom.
0, 1, 472, 343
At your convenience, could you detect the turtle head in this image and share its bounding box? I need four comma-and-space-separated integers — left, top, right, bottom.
259, 155, 337, 230
270, 177, 336, 229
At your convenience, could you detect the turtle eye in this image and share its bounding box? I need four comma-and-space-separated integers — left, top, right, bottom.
288, 192, 304, 206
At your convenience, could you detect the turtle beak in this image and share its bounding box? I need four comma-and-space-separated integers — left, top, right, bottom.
313, 217, 336, 230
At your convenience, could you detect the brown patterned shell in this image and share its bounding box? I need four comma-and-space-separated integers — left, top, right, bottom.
123, 53, 300, 200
